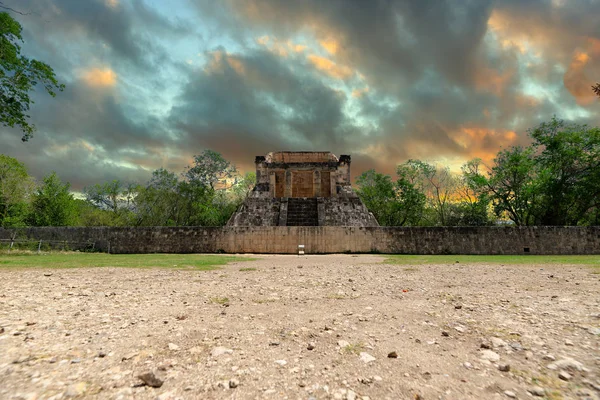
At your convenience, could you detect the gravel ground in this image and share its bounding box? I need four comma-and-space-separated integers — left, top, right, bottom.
1, 254, 599, 400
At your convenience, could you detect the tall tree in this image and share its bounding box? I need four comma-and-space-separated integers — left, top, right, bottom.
409, 160, 459, 226
185, 150, 237, 190
0, 153, 33, 226
1, 11, 64, 141
83, 180, 135, 225
528, 117, 600, 225
593, 82, 600, 97
28, 172, 76, 226
356, 166, 426, 226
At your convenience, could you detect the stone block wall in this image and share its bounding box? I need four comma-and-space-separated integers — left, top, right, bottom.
1, 226, 599, 255
317, 198, 379, 226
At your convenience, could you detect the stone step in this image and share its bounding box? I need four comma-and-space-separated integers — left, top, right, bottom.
286, 198, 318, 226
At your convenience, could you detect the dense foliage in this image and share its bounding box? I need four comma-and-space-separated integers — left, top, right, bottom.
0, 150, 255, 227
356, 118, 600, 226
1, 118, 598, 227
1, 12, 64, 141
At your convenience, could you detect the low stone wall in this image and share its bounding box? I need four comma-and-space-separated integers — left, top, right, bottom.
1, 226, 599, 255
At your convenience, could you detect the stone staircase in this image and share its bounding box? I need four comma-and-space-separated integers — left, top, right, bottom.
286, 198, 318, 226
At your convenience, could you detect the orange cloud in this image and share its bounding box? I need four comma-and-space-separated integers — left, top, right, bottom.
474, 67, 515, 96
307, 54, 353, 79
563, 50, 597, 106
588, 37, 600, 55
449, 126, 520, 164
204, 50, 246, 76
319, 37, 340, 55
351, 87, 370, 98
255, 35, 307, 57
106, 0, 118, 8
81, 68, 117, 87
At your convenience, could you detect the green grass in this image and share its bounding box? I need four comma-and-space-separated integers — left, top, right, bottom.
0, 252, 255, 271
210, 296, 230, 305
384, 254, 600, 267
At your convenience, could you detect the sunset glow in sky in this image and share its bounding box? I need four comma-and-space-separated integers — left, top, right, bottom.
1, 0, 599, 189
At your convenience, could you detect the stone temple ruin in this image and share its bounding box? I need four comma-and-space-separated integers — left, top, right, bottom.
227, 151, 379, 226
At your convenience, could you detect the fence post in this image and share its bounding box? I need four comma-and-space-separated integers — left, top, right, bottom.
37, 240, 42, 253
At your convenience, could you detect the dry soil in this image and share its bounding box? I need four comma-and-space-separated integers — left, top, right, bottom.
1, 255, 599, 400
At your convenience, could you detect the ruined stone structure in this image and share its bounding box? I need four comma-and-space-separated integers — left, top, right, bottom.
227, 151, 379, 226
2, 226, 599, 255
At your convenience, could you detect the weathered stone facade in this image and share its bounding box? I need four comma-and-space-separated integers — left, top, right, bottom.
1, 226, 599, 255
227, 152, 378, 226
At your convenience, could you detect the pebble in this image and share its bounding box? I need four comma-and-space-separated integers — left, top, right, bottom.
167, 343, 180, 351
337, 340, 350, 348
307, 343, 315, 350
509, 342, 523, 351
229, 379, 239, 388
137, 371, 164, 388
498, 364, 510, 372
528, 386, 545, 397
359, 352, 376, 363
547, 357, 585, 372
480, 350, 500, 362
558, 371, 571, 381
274, 360, 287, 366
211, 347, 233, 357
441, 330, 449, 337
387, 351, 398, 358
491, 337, 507, 348
588, 327, 600, 336
504, 390, 517, 398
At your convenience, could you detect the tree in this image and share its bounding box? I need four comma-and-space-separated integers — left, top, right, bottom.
593, 82, 600, 97
185, 150, 237, 190
28, 172, 76, 226
83, 180, 135, 225
356, 167, 426, 226
528, 117, 600, 225
134, 168, 186, 226
455, 159, 493, 226
0, 153, 33, 226
1, 12, 64, 141
408, 160, 459, 226
232, 171, 256, 203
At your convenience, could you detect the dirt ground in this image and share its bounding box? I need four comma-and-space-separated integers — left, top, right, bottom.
1, 254, 599, 400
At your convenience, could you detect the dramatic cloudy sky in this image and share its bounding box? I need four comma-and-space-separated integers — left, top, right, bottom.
1, 0, 599, 189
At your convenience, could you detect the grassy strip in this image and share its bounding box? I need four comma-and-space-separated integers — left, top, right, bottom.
0, 252, 255, 271
383, 254, 600, 268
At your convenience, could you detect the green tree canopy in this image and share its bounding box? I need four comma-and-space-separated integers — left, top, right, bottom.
185, 150, 237, 190
1, 11, 64, 141
0, 153, 34, 226
28, 172, 77, 226
356, 166, 426, 226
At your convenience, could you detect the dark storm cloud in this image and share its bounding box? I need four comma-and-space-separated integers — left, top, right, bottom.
189, 0, 598, 165
0, 0, 198, 188
10, 0, 195, 70
1, 0, 599, 190
169, 48, 359, 160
